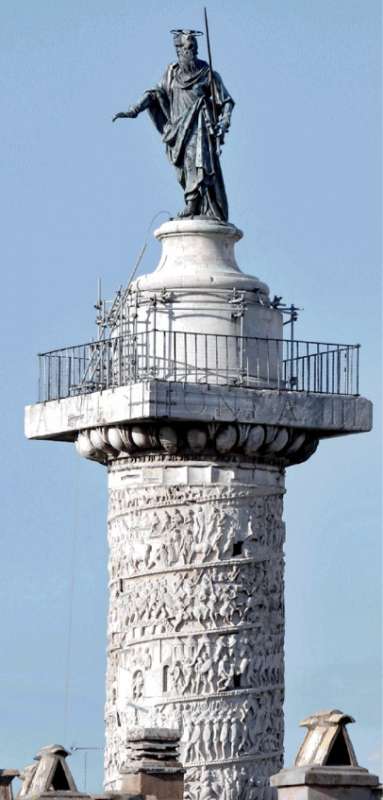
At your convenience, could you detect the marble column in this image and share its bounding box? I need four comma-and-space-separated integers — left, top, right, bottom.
95, 422, 297, 800
24, 219, 372, 800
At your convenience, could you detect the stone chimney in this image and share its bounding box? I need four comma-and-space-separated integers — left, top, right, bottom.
271, 710, 381, 799
116, 727, 184, 800
0, 770, 19, 800
17, 745, 87, 800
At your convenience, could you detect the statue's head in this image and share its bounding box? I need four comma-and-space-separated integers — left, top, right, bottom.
171, 29, 203, 68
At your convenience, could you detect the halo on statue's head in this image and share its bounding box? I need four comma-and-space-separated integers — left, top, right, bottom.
170, 29, 204, 37
171, 29, 204, 47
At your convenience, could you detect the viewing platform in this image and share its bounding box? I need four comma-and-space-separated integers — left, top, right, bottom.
37, 331, 361, 402
26, 331, 370, 450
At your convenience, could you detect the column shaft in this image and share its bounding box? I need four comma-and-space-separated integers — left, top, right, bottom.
104, 457, 285, 799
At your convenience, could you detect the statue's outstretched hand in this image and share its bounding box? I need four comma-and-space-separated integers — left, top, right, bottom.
112, 107, 139, 122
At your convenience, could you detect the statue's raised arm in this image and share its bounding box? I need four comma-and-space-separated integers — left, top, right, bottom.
113, 29, 234, 221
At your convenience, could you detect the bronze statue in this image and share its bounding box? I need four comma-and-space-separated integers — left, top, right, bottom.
113, 28, 234, 221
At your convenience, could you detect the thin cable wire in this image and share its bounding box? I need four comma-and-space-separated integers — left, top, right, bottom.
126, 209, 171, 288
62, 209, 170, 739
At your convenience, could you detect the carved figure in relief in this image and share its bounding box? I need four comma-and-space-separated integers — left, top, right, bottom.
217, 648, 234, 691
229, 714, 240, 758
114, 559, 284, 639
193, 639, 214, 694
170, 507, 184, 532
202, 719, 214, 761
195, 505, 205, 538
219, 715, 230, 759
212, 718, 221, 759
199, 768, 219, 800
151, 509, 162, 536
108, 486, 284, 579
141, 648, 150, 670
143, 542, 155, 569
184, 720, 202, 763
171, 660, 186, 693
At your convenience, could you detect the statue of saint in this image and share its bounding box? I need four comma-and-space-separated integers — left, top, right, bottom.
113, 29, 234, 221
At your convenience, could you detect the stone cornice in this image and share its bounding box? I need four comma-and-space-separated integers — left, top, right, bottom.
25, 382, 372, 444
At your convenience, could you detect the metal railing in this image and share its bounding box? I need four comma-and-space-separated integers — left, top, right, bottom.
37, 331, 360, 402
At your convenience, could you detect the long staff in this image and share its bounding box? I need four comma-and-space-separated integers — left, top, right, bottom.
204, 8, 218, 127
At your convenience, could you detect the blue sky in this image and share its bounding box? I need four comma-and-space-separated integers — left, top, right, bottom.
0, 0, 381, 791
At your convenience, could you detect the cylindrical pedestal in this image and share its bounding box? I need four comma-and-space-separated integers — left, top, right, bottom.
114, 220, 284, 389
104, 455, 285, 799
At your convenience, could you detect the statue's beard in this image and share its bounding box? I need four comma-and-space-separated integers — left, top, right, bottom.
178, 52, 198, 74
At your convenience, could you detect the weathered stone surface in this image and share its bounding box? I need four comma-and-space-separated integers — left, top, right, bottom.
25, 384, 372, 443
271, 712, 380, 800
73, 420, 318, 467
295, 709, 357, 768
137, 219, 269, 294
25, 218, 373, 800
125, 728, 180, 743
270, 766, 380, 800
270, 787, 376, 799
104, 457, 285, 799
271, 767, 379, 787
118, 771, 183, 800
17, 744, 78, 800
0, 770, 19, 800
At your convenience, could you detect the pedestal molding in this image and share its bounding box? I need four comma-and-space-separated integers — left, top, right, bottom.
75, 419, 318, 467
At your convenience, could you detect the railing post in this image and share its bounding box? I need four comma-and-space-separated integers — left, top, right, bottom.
145, 329, 149, 378
109, 339, 112, 388
47, 356, 51, 402
356, 344, 360, 395
276, 340, 284, 389
282, 341, 286, 389
68, 355, 72, 396
336, 346, 341, 394
152, 327, 157, 379
346, 346, 350, 395
34, 333, 362, 402
38, 355, 42, 402
266, 339, 270, 386
120, 335, 124, 385
183, 332, 187, 382
56, 356, 61, 399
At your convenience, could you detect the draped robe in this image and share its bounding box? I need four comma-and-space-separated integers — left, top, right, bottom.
143, 59, 234, 221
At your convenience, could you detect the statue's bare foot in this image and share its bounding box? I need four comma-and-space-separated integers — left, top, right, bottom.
178, 198, 199, 218
178, 206, 193, 218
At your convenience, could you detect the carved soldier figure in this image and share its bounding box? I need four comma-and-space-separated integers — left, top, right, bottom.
132, 669, 144, 699
113, 29, 234, 220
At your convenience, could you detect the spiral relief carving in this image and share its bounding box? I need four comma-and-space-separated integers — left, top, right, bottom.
103, 467, 286, 799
